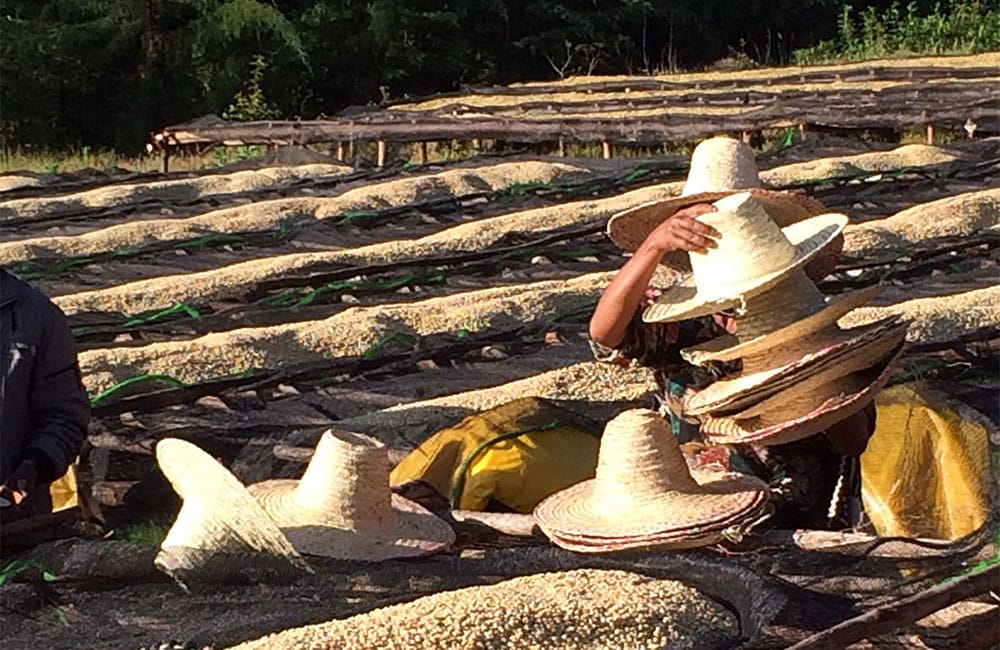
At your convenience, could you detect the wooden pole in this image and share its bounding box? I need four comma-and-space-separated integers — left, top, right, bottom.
471, 138, 481, 150
742, 130, 752, 144
336, 142, 345, 161
798, 123, 807, 142
926, 124, 935, 145
419, 141, 429, 164
786, 565, 1000, 650
377, 140, 387, 167
161, 147, 170, 174
602, 139, 614, 159
557, 138, 566, 157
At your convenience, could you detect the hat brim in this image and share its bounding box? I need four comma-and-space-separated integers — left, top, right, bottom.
681, 286, 884, 366
685, 318, 905, 416
701, 342, 903, 446
607, 189, 829, 261
533, 469, 768, 543
248, 480, 455, 561
642, 213, 848, 323
155, 439, 309, 573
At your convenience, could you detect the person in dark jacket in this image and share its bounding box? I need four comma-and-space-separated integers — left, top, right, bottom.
1, 268, 90, 521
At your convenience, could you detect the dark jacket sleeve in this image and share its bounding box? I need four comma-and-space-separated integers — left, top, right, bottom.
25, 301, 90, 483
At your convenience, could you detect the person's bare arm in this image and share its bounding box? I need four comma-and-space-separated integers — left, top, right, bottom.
590, 204, 720, 348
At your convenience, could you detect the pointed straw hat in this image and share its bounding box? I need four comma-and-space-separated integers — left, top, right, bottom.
681, 280, 884, 366
247, 429, 455, 561
607, 136, 828, 264
685, 317, 905, 416
154, 438, 310, 581
533, 409, 769, 551
641, 192, 847, 323
701, 338, 904, 447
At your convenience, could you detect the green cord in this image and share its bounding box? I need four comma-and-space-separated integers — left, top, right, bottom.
90, 374, 189, 406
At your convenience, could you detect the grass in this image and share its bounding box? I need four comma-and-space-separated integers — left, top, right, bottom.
119, 521, 169, 547
0, 147, 218, 174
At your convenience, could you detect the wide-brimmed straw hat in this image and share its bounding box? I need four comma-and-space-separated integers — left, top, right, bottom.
248, 429, 455, 561
606, 137, 828, 265
641, 192, 847, 323
701, 338, 904, 446
533, 409, 769, 551
685, 317, 906, 416
681, 278, 883, 366
154, 438, 310, 582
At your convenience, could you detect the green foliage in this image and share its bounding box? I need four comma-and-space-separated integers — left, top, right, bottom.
119, 521, 169, 547
0, 559, 58, 585
794, 1, 1000, 63
224, 55, 281, 121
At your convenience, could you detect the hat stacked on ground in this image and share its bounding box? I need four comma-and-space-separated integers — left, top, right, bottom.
534, 409, 770, 552
248, 428, 456, 561
154, 438, 312, 587
638, 191, 906, 446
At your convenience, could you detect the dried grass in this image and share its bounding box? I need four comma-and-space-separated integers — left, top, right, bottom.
78, 273, 614, 393
0, 160, 590, 264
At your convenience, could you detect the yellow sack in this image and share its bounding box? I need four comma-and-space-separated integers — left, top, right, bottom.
49, 461, 80, 512
390, 397, 600, 513
862, 382, 995, 540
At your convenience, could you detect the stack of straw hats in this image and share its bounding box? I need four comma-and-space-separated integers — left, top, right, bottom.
635, 190, 906, 446
533, 409, 771, 551
154, 429, 455, 584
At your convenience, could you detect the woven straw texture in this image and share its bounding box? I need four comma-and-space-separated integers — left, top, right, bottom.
701, 340, 904, 446
154, 438, 309, 581
642, 192, 847, 323
248, 429, 454, 561
685, 317, 905, 416
607, 136, 827, 259
533, 409, 768, 550
682, 284, 882, 365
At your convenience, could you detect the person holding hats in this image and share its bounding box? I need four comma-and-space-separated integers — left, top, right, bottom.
589, 137, 876, 531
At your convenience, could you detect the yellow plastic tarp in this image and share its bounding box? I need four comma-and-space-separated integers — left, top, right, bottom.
49, 461, 79, 512
862, 382, 995, 541
390, 397, 600, 513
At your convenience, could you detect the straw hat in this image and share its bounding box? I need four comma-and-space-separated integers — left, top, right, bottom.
606, 136, 828, 262
533, 409, 769, 551
641, 192, 847, 323
247, 429, 455, 561
685, 317, 906, 416
681, 280, 884, 366
154, 438, 310, 581
701, 338, 904, 446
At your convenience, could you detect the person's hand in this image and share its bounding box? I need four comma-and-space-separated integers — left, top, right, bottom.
0, 459, 39, 523
643, 203, 720, 255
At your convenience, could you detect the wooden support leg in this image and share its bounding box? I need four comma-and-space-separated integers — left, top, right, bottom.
742, 130, 752, 144
798, 123, 806, 142
377, 140, 387, 167
557, 138, 566, 157
419, 141, 429, 164
602, 139, 614, 160
336, 142, 345, 161
161, 147, 170, 174
471, 138, 481, 150
926, 124, 935, 145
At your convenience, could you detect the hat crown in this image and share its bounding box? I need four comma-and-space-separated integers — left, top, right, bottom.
682, 137, 762, 196
592, 410, 698, 511
689, 192, 799, 298
294, 429, 395, 531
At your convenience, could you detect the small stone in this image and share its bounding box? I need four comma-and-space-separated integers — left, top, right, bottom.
531, 255, 552, 265
274, 383, 300, 397
577, 256, 600, 263
119, 412, 146, 429
480, 345, 508, 360
222, 245, 234, 252
420, 214, 440, 224
396, 286, 412, 294
113, 333, 133, 343
173, 249, 187, 256
160, 208, 174, 216
417, 359, 439, 371
545, 331, 566, 346
195, 395, 230, 411
341, 293, 360, 304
